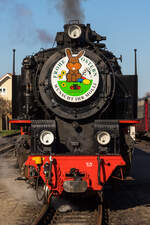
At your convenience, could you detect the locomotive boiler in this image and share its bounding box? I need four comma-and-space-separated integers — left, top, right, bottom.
11, 22, 138, 224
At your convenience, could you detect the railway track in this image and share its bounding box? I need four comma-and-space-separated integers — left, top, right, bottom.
31, 195, 109, 225
0, 134, 20, 155
0, 143, 15, 155
31, 207, 107, 225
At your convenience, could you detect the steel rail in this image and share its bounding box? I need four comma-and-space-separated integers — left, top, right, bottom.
0, 144, 15, 155
31, 204, 49, 225
30, 202, 108, 225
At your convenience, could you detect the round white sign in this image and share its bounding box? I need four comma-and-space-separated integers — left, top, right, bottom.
51, 48, 99, 103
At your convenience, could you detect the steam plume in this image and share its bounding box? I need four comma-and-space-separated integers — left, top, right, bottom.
56, 0, 87, 23
1, 1, 53, 45
37, 29, 53, 44
13, 3, 53, 45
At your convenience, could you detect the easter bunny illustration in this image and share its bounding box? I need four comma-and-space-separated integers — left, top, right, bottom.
65, 48, 85, 82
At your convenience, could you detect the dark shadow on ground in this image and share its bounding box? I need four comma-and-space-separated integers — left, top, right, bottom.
109, 147, 150, 211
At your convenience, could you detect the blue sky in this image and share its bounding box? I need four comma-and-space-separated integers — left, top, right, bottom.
0, 0, 150, 97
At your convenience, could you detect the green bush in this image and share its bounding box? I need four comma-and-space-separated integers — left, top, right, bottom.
0, 130, 20, 137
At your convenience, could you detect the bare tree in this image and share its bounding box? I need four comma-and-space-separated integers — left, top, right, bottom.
0, 96, 12, 130
145, 92, 150, 98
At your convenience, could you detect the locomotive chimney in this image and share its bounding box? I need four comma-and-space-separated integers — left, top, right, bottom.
134, 49, 137, 75
13, 49, 16, 76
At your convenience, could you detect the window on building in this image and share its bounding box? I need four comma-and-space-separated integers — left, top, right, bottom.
0, 87, 7, 95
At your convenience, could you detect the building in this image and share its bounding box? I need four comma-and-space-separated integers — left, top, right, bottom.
0, 73, 12, 130
138, 96, 150, 119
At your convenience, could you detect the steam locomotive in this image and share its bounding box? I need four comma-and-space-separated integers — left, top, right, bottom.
11, 22, 138, 223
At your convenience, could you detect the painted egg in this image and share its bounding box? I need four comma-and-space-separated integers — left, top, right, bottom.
81, 76, 86, 79
77, 78, 83, 83
83, 79, 90, 85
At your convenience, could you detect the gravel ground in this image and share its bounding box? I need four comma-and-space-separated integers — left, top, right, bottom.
0, 148, 42, 225
0, 138, 150, 225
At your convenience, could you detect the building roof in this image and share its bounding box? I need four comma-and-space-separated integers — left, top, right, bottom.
0, 73, 12, 84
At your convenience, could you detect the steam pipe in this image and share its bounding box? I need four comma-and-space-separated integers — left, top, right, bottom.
134, 49, 137, 75
13, 49, 16, 76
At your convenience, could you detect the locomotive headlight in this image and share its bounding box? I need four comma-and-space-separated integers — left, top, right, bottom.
97, 131, 111, 145
40, 130, 54, 146
68, 25, 82, 39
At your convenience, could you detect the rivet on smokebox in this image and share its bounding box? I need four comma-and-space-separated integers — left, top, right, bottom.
32, 156, 42, 164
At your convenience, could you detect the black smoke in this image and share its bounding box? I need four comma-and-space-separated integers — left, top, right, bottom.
0, 1, 53, 45
14, 3, 53, 44
13, 3, 53, 45
37, 29, 53, 44
55, 0, 87, 23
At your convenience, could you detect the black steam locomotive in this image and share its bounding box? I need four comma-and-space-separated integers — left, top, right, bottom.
14, 22, 137, 154
11, 22, 138, 224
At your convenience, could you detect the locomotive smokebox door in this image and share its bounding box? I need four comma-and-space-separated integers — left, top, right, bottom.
38, 48, 115, 120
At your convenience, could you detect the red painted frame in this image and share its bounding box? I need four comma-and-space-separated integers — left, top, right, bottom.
119, 120, 139, 124
9, 119, 139, 137
9, 120, 31, 135
9, 120, 139, 125
9, 120, 31, 124
25, 155, 126, 196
